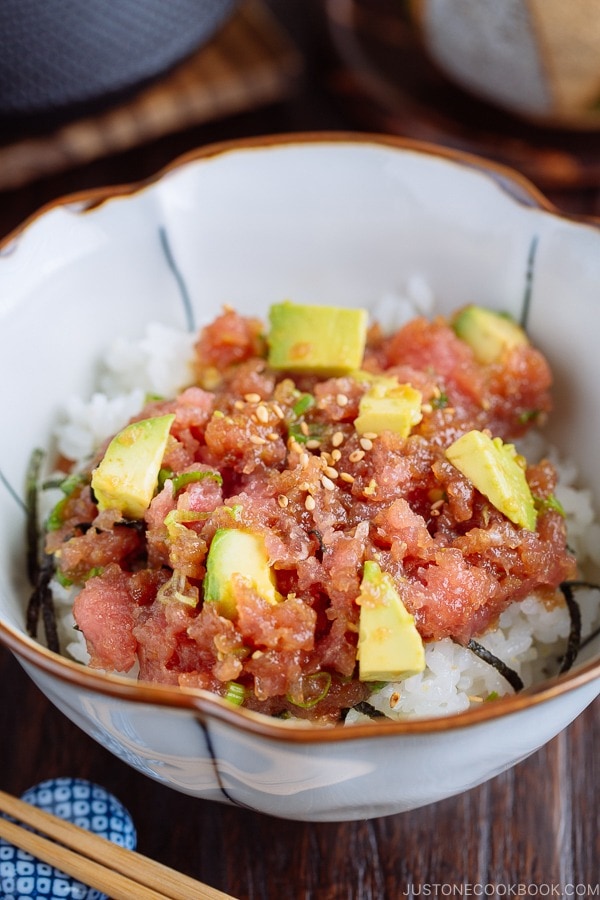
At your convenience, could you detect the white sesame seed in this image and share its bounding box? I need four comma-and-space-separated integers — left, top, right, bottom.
306, 439, 321, 449
272, 403, 285, 419
361, 432, 378, 441
250, 434, 267, 445
336, 393, 349, 407
305, 494, 316, 511
340, 472, 354, 483
256, 405, 269, 423
359, 438, 373, 451
300, 421, 309, 436
332, 431, 344, 448
300, 452, 309, 468
331, 449, 342, 462
349, 449, 365, 463
324, 466, 338, 479
321, 475, 335, 491
234, 400, 244, 410
267, 432, 279, 441
244, 393, 261, 403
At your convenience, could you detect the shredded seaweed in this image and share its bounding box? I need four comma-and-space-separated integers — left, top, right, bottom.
557, 580, 600, 673
25, 448, 44, 584
308, 528, 325, 561
580, 622, 600, 654
466, 639, 524, 693
26, 553, 59, 653
25, 449, 59, 654
351, 700, 387, 720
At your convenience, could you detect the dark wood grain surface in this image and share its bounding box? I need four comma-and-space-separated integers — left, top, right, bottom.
1, 2, 598, 897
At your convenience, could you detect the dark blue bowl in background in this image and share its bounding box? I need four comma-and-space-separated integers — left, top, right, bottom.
0, 0, 240, 122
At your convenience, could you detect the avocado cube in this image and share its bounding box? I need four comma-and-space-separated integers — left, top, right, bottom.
91, 414, 175, 519
445, 429, 537, 530
357, 560, 425, 681
452, 305, 528, 365
267, 302, 368, 376
355, 378, 423, 437
204, 528, 281, 618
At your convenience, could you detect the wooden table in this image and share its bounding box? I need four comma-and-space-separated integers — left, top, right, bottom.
1, 2, 598, 896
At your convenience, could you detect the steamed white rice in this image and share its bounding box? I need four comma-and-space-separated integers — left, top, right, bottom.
45, 299, 600, 721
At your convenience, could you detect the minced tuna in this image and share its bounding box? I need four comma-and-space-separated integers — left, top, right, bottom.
42, 305, 577, 724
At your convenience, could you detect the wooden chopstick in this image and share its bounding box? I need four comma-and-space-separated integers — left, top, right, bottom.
0, 788, 236, 900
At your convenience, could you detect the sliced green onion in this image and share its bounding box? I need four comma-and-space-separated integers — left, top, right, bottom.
288, 422, 325, 445
157, 569, 199, 607
287, 672, 332, 709
158, 466, 174, 490
224, 682, 247, 706
171, 469, 223, 496
292, 393, 315, 417
535, 493, 565, 517
45, 468, 94, 529
518, 409, 540, 424
227, 504, 243, 522
164, 508, 208, 541
42, 471, 88, 496
288, 423, 309, 444
431, 391, 449, 410
54, 569, 73, 588
61, 472, 87, 496
46, 497, 69, 532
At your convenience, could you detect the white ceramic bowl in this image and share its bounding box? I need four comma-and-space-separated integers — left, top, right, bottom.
1, 135, 599, 822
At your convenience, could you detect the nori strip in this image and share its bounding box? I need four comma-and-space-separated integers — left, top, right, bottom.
26, 553, 59, 653
580, 622, 600, 653
25, 449, 59, 653
351, 700, 387, 719
558, 580, 600, 672
25, 448, 44, 584
466, 639, 525, 693
308, 528, 325, 561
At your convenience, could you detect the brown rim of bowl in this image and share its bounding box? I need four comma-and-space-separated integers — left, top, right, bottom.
1, 130, 599, 744
2, 131, 599, 253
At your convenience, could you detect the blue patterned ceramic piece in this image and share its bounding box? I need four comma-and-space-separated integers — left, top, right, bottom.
0, 778, 136, 899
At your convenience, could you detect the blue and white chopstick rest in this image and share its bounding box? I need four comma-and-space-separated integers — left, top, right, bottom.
0, 778, 136, 900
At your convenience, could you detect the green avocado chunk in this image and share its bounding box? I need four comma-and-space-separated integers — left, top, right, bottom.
445, 429, 537, 530
91, 413, 175, 519
204, 528, 281, 618
354, 376, 423, 437
267, 301, 368, 375
452, 305, 528, 365
357, 560, 425, 682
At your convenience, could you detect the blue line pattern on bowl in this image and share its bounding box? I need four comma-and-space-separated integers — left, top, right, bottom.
0, 466, 25, 514
521, 234, 539, 329
158, 225, 196, 333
